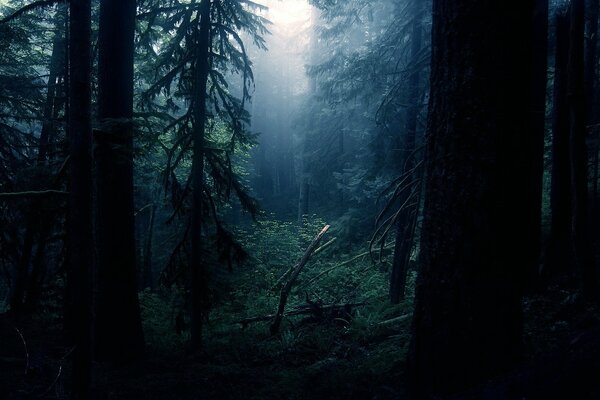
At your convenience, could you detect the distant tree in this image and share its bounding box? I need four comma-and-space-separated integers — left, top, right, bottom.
94, 0, 145, 363
408, 0, 533, 397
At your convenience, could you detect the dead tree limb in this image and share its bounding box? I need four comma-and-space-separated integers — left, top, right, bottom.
269, 236, 337, 293
270, 224, 330, 334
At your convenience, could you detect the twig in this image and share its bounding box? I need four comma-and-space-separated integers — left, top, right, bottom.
13, 327, 29, 375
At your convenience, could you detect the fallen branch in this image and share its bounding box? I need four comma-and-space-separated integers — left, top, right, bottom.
237, 302, 367, 328
377, 313, 412, 326
269, 236, 337, 293
270, 225, 330, 334
0, 190, 69, 199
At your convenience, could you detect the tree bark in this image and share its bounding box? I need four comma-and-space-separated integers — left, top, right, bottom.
524, 0, 548, 289
408, 0, 533, 397
568, 0, 598, 296
95, 0, 144, 362
190, 0, 211, 351
68, 0, 93, 397
547, 9, 573, 279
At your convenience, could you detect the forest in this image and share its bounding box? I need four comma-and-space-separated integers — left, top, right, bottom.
0, 0, 599, 398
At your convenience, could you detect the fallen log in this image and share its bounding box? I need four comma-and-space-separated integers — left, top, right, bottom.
237, 302, 368, 329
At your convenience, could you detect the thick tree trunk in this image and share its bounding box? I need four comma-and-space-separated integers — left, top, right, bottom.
408, 1, 533, 397
585, 0, 599, 122
547, 9, 573, 279
68, 0, 93, 397
525, 0, 549, 289
568, 0, 598, 296
389, 0, 423, 303
95, 0, 144, 362
190, 0, 211, 351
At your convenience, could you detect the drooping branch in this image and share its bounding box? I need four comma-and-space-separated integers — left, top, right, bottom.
0, 0, 65, 24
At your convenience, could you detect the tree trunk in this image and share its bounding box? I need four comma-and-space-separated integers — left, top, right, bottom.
408, 0, 533, 397
95, 0, 144, 362
524, 0, 548, 289
568, 0, 598, 296
68, 0, 93, 397
190, 0, 211, 351
389, 0, 423, 304
585, 0, 599, 123
547, 9, 573, 279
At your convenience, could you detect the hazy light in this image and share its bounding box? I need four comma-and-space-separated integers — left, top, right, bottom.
260, 0, 312, 32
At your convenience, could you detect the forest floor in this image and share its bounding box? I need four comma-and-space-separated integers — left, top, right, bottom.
2, 277, 600, 399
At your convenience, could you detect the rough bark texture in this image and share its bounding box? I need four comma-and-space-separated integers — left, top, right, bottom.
68, 0, 93, 396
547, 10, 573, 279
95, 0, 144, 362
408, 1, 533, 397
190, 0, 211, 351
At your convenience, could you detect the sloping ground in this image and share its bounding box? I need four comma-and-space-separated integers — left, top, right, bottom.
1, 282, 599, 400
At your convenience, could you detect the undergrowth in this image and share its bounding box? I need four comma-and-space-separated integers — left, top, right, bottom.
136, 215, 416, 399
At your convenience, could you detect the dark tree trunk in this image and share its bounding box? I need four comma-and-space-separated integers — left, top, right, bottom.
408, 0, 533, 397
547, 9, 573, 279
95, 0, 144, 362
389, 0, 423, 303
568, 0, 598, 295
585, 0, 599, 123
190, 0, 211, 351
68, 0, 93, 397
525, 0, 549, 289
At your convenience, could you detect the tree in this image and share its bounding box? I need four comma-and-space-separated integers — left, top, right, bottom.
547, 8, 572, 279
94, 0, 145, 362
389, 0, 424, 303
408, 0, 533, 397
190, 0, 211, 350
525, 0, 548, 289
68, 0, 93, 396
137, 0, 266, 350
568, 0, 597, 296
